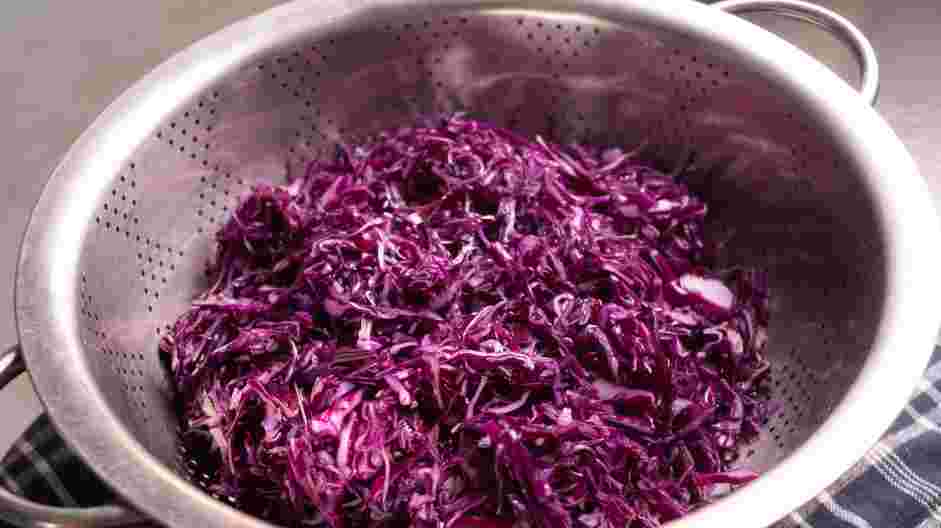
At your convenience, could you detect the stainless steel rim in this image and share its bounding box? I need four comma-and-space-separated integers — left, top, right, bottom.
13, 0, 940, 527
714, 0, 880, 105
0, 345, 144, 527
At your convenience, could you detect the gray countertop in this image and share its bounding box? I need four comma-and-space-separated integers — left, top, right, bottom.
1, 1, 938, 451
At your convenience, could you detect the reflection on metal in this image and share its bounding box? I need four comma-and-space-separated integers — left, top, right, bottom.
714, 0, 879, 103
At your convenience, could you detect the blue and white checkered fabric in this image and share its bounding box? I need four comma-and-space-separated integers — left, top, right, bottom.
772, 345, 941, 528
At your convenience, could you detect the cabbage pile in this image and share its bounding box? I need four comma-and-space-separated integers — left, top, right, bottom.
162, 115, 771, 528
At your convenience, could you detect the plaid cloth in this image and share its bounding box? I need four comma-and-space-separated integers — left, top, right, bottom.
1, 347, 940, 527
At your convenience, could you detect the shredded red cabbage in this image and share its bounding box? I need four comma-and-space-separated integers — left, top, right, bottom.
161, 115, 771, 528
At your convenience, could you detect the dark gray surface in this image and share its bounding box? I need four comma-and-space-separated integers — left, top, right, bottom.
1, 0, 938, 451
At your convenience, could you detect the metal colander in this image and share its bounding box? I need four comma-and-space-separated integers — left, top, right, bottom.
2, 0, 939, 527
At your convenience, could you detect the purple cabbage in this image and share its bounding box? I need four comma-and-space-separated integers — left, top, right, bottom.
161, 115, 772, 528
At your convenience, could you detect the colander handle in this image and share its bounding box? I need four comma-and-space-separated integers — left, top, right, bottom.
713, 0, 880, 105
0, 344, 146, 527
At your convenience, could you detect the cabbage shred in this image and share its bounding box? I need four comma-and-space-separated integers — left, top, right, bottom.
161, 115, 771, 528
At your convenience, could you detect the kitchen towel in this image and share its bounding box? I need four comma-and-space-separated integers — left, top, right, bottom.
1, 345, 940, 528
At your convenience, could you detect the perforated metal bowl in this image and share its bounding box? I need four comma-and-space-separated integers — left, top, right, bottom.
1, 0, 939, 527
